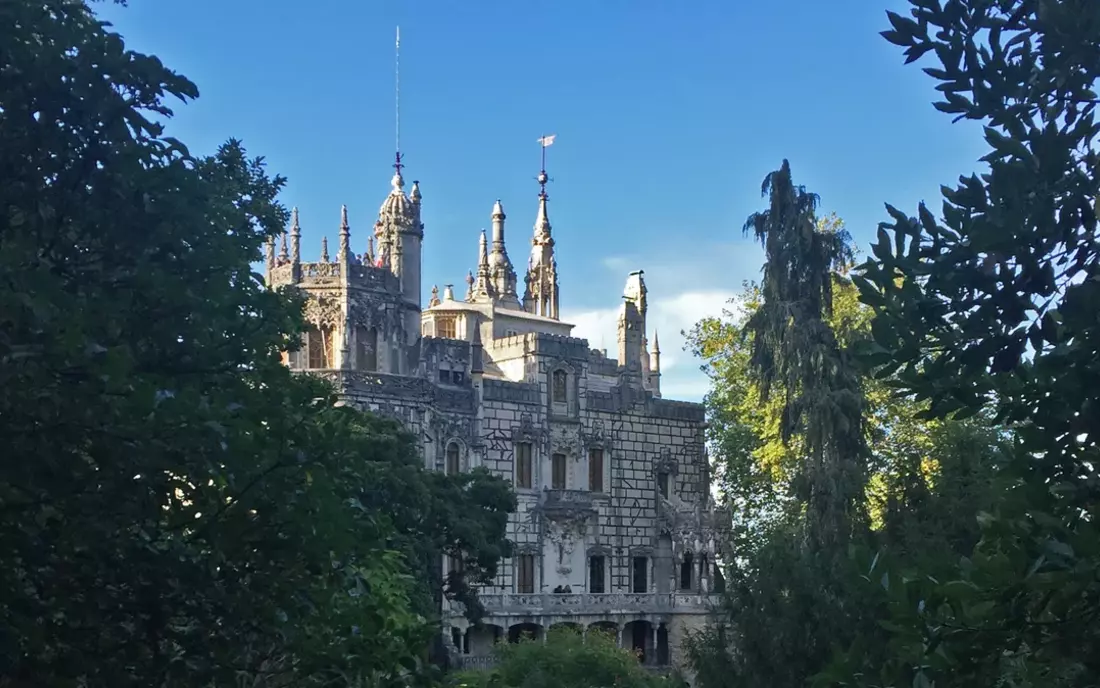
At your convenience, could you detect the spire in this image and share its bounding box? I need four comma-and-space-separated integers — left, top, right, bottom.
290, 207, 301, 266
653, 330, 661, 354
320, 236, 330, 263
338, 205, 350, 262
534, 191, 552, 239
366, 235, 375, 265
523, 136, 560, 319
472, 230, 494, 301
278, 232, 289, 263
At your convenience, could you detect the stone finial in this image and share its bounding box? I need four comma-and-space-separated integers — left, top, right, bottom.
443, 284, 456, 301
338, 205, 350, 261
429, 284, 441, 307
320, 236, 330, 262
410, 180, 421, 203
365, 235, 375, 265
653, 330, 661, 353
465, 270, 475, 301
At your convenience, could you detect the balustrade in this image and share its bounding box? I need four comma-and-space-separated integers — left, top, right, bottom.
472, 591, 715, 616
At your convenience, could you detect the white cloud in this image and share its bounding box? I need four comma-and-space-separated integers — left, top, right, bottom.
562, 289, 738, 404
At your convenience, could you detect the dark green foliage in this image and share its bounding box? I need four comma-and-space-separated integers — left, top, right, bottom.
686, 223, 1006, 686
819, 1, 1100, 685
741, 163, 868, 551
451, 627, 684, 688
0, 2, 514, 686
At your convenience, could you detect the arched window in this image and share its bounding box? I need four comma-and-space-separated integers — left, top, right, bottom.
680, 551, 694, 591
446, 442, 461, 475
552, 369, 568, 403
307, 325, 335, 369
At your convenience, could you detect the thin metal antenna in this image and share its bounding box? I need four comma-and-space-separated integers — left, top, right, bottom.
395, 26, 401, 158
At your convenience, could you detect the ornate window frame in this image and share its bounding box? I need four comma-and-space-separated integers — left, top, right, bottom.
444, 438, 464, 475
512, 543, 540, 594
583, 421, 612, 494
586, 545, 612, 594
653, 447, 679, 499
511, 414, 540, 492
546, 360, 578, 419
627, 546, 654, 594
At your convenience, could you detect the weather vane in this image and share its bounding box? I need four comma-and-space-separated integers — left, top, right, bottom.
537, 134, 556, 197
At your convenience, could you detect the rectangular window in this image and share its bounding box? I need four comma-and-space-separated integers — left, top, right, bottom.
515, 442, 533, 489
517, 554, 535, 594
657, 472, 670, 499
437, 317, 457, 339
632, 556, 648, 593
356, 326, 377, 371
588, 448, 604, 492
551, 453, 566, 489
589, 555, 606, 594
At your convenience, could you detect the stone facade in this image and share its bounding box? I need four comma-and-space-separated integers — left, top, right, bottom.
266, 157, 729, 680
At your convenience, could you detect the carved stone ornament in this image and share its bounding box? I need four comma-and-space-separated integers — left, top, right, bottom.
303, 292, 344, 328
549, 424, 581, 458
653, 446, 680, 477
546, 519, 587, 576
583, 420, 610, 449
430, 412, 474, 448
511, 413, 543, 444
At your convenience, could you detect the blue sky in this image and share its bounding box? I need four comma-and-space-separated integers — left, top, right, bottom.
96, 0, 987, 402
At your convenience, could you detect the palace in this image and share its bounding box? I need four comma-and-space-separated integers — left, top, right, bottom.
265, 152, 729, 679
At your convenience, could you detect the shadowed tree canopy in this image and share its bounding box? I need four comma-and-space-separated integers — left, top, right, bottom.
0, 2, 514, 685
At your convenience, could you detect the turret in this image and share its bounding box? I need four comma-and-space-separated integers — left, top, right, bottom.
487, 200, 519, 306
618, 297, 645, 375
618, 271, 647, 375
375, 153, 423, 347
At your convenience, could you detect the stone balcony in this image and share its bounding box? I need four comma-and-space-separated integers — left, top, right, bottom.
536, 488, 598, 520
471, 592, 718, 618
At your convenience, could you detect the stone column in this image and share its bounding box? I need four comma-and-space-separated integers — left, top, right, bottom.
650, 624, 658, 665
